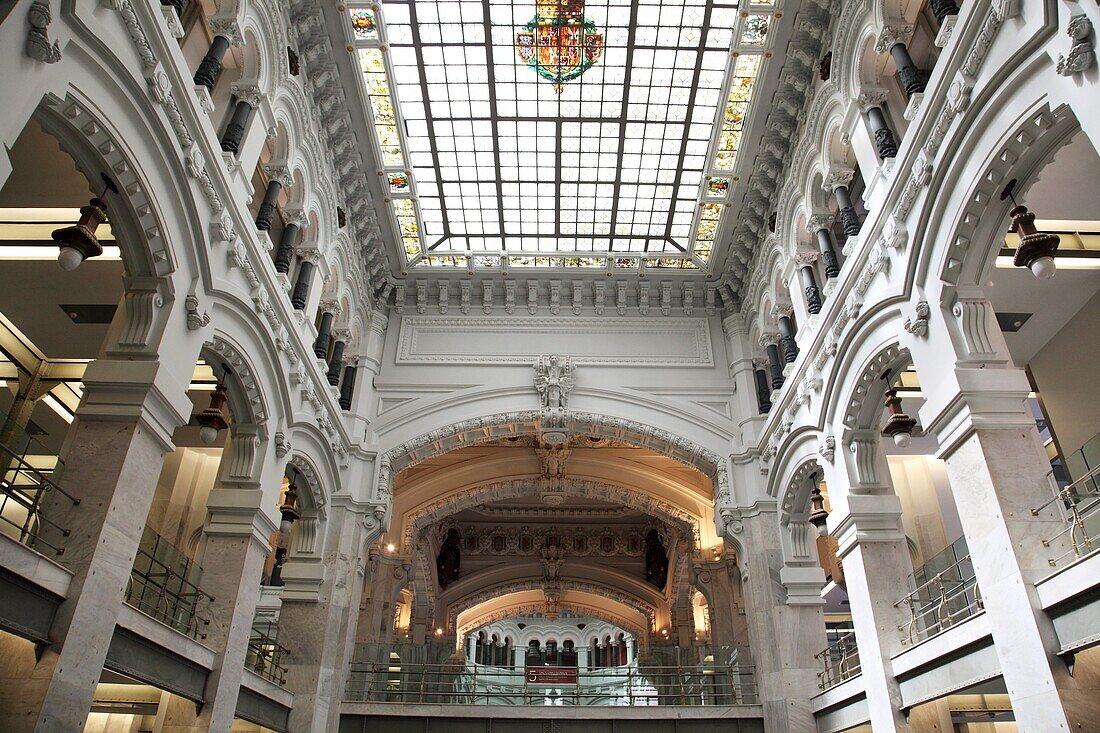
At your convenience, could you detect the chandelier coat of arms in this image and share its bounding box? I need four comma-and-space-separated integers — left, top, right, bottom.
515, 0, 605, 93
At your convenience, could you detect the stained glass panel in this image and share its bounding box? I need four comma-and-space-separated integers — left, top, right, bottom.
350, 0, 774, 268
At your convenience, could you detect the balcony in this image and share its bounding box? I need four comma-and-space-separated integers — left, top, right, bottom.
345, 662, 757, 707
1032, 464, 1100, 569
245, 620, 290, 686
0, 430, 79, 556
814, 631, 861, 691
124, 526, 213, 639
895, 537, 982, 645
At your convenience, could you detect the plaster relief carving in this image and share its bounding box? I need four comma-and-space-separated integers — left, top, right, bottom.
1057, 15, 1095, 76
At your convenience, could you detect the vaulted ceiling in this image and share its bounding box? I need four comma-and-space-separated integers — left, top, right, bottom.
323, 0, 831, 298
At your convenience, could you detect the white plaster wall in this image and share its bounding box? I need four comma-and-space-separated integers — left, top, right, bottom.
1028, 290, 1100, 459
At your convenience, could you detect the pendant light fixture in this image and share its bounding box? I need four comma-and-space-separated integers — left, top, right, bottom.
52, 174, 117, 271
1001, 179, 1060, 280
808, 483, 829, 537
881, 387, 917, 448
196, 365, 231, 445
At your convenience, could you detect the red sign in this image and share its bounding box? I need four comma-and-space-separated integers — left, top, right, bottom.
526, 667, 578, 684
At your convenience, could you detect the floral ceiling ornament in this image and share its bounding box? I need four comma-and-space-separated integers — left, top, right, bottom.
516, 0, 604, 93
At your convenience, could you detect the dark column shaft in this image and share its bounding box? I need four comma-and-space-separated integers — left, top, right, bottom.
766, 343, 784, 390
194, 35, 230, 92
220, 100, 254, 155
867, 106, 898, 159
815, 228, 841, 278
339, 365, 357, 411
835, 184, 862, 236
801, 266, 822, 315
255, 179, 282, 231
290, 260, 314, 310
314, 311, 334, 358
778, 315, 799, 363
274, 223, 299, 274
327, 341, 346, 386
754, 369, 772, 413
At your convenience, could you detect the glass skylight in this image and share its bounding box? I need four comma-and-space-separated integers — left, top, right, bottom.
348, 0, 775, 270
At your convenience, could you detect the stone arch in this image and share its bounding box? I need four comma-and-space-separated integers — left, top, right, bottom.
376, 411, 727, 506
401, 477, 699, 549
458, 599, 647, 641
202, 333, 270, 429
33, 94, 178, 280
451, 582, 655, 628
929, 102, 1080, 288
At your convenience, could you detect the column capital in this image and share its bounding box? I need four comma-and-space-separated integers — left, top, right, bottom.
771, 301, 794, 319
830, 493, 906, 557
721, 312, 747, 337
284, 208, 309, 229
319, 298, 342, 316
263, 163, 293, 188
920, 367, 1034, 459
794, 249, 819, 267
806, 213, 834, 233
823, 167, 855, 191
875, 22, 913, 53
296, 247, 323, 265
856, 87, 889, 110
229, 82, 262, 108
208, 14, 244, 45
77, 358, 192, 452
758, 331, 779, 349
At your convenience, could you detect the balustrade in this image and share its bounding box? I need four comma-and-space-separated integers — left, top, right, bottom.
814, 631, 861, 690
893, 538, 982, 644
0, 432, 78, 555
125, 526, 213, 639
1031, 464, 1100, 568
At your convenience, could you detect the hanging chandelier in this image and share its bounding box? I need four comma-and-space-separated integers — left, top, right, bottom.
516, 0, 604, 94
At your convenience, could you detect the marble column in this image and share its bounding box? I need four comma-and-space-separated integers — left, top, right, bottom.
938, 420, 1091, 729
824, 437, 914, 732
280, 503, 384, 733
158, 423, 280, 733
724, 509, 825, 731
2, 360, 187, 733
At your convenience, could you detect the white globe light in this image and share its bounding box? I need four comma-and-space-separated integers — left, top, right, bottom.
57, 246, 85, 271
1030, 256, 1056, 280
893, 431, 912, 448
199, 425, 219, 445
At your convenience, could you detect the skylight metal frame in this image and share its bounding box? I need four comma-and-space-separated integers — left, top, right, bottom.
346, 0, 780, 274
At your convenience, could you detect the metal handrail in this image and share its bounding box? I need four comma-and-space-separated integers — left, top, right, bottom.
1033, 466, 1100, 567
0, 438, 79, 555
814, 631, 861, 690
124, 528, 213, 639
246, 624, 290, 686
345, 662, 757, 706
894, 551, 982, 645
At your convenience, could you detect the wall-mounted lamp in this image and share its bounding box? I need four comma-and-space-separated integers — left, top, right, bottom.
808, 485, 829, 537
881, 388, 917, 448
52, 174, 117, 271
196, 365, 231, 445
1001, 179, 1060, 280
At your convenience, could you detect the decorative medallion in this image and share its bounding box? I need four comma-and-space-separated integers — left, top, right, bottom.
516, 0, 604, 93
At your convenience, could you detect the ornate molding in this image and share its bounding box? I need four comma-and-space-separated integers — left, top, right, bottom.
1057, 14, 1095, 76
26, 0, 62, 64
